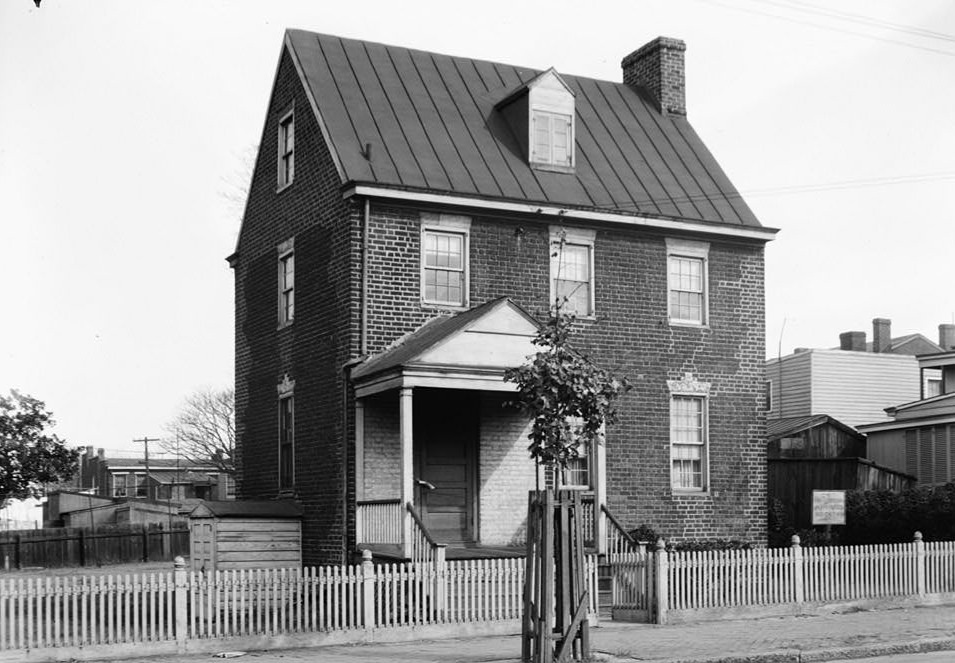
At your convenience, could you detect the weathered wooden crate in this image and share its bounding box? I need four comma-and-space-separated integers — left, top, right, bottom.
188, 501, 302, 574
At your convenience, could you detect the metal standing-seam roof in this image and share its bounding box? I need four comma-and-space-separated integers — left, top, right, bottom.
285, 30, 762, 229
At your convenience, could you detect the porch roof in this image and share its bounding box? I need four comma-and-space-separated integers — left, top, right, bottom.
351, 297, 540, 397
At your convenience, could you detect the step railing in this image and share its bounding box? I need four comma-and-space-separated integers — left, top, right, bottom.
602, 505, 644, 562
356, 499, 402, 544
406, 502, 446, 568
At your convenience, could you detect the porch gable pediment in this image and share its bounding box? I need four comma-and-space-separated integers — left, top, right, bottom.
353, 298, 539, 396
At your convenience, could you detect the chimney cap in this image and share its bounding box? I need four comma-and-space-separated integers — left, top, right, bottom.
621, 36, 687, 67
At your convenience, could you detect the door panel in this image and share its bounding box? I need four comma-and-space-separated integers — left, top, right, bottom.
415, 390, 477, 543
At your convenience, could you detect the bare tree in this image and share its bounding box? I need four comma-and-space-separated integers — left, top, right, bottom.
161, 388, 235, 475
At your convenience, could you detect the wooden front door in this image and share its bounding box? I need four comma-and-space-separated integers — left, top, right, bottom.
415, 390, 477, 543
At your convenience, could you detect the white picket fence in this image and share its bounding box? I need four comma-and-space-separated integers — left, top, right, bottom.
611, 533, 955, 623
0, 553, 599, 657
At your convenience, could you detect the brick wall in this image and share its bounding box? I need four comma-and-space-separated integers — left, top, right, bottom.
478, 393, 536, 546
363, 206, 767, 545
360, 393, 400, 499
233, 45, 360, 564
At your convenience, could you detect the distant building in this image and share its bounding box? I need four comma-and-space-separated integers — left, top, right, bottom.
767, 414, 914, 528
76, 446, 234, 502
860, 344, 955, 488
43, 447, 236, 528
766, 319, 948, 428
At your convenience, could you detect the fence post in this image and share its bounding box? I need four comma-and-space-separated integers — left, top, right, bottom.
361, 549, 376, 629
78, 529, 86, 567
654, 539, 668, 624
14, 534, 21, 570
173, 555, 188, 649
791, 535, 804, 604
142, 524, 149, 563
434, 544, 447, 619
914, 531, 925, 596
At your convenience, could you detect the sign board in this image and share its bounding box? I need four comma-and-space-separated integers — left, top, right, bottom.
812, 490, 846, 526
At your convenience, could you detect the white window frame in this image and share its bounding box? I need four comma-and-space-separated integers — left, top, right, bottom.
666, 238, 710, 327
531, 110, 574, 168
112, 473, 127, 497
550, 226, 596, 318
420, 213, 471, 309
277, 238, 294, 328
277, 375, 296, 493
668, 373, 711, 493
277, 108, 295, 191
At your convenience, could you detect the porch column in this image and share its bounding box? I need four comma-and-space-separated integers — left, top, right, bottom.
400, 387, 414, 559
595, 429, 608, 555
355, 399, 365, 501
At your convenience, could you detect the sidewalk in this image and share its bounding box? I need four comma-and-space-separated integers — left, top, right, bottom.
93, 604, 955, 663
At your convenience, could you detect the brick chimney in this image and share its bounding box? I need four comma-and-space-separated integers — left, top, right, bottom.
873, 318, 891, 353
839, 331, 866, 352
940, 324, 955, 351
622, 37, 687, 116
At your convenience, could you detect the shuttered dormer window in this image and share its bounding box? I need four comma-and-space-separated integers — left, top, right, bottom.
532, 111, 573, 167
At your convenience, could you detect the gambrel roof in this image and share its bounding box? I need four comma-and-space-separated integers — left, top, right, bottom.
284, 30, 764, 230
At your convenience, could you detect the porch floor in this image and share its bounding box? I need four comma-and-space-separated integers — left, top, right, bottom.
359, 543, 525, 561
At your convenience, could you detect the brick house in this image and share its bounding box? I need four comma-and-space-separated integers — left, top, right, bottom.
230, 30, 777, 564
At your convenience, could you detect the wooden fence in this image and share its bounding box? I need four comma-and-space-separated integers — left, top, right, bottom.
610, 532, 955, 623
0, 551, 596, 659
0, 524, 189, 570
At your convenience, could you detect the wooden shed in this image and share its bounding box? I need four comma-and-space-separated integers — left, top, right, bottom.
188, 500, 302, 573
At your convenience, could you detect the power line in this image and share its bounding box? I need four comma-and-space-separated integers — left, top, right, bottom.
696, 0, 955, 57
762, 0, 955, 44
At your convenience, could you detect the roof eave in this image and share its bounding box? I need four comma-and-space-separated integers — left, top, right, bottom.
343, 184, 779, 243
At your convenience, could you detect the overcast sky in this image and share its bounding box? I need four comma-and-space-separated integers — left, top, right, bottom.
1, 0, 953, 453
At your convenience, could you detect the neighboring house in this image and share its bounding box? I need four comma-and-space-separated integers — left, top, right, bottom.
75, 446, 234, 502
44, 448, 236, 527
767, 415, 914, 529
766, 319, 948, 428
230, 30, 777, 564
860, 347, 955, 487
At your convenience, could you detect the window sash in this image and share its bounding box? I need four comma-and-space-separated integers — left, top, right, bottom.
532, 111, 572, 166
279, 396, 294, 490
280, 253, 295, 323
552, 242, 592, 315
671, 396, 707, 490
423, 230, 466, 305
562, 441, 590, 489
669, 256, 705, 323
279, 115, 294, 186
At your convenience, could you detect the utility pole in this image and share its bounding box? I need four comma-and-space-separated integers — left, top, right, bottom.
133, 437, 161, 501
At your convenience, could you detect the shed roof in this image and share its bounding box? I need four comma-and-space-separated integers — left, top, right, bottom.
767, 414, 862, 441
285, 30, 762, 229
188, 500, 302, 519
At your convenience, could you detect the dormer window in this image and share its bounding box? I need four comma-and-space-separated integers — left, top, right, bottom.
496, 67, 575, 172
532, 111, 572, 167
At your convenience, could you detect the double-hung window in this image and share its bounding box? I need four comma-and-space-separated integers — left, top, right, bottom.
278, 394, 294, 491
670, 395, 707, 491
562, 440, 591, 490
277, 109, 294, 189
550, 227, 595, 317
666, 238, 709, 326
532, 111, 573, 167
278, 238, 294, 327
420, 214, 471, 308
